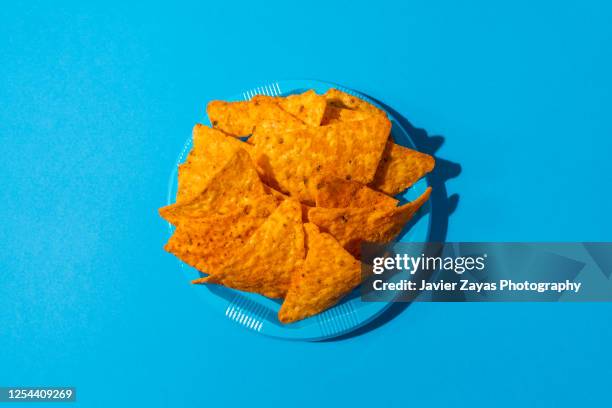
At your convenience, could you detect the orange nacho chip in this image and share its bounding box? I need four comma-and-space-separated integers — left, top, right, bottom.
190, 123, 253, 155
314, 176, 398, 208
253, 90, 327, 127
177, 162, 207, 205
308, 187, 431, 256
278, 223, 361, 324
369, 140, 435, 196
177, 125, 253, 203
320, 105, 373, 125
324, 88, 386, 117
164, 195, 279, 273
249, 115, 391, 203
262, 183, 311, 222
160, 148, 265, 225
207, 99, 305, 136
193, 199, 305, 299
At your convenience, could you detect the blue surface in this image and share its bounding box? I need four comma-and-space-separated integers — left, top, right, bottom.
1, 1, 611, 407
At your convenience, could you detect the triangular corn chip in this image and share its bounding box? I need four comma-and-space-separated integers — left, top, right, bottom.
263, 183, 311, 222
249, 116, 391, 203
164, 194, 279, 273
321, 105, 373, 125
308, 187, 431, 256
160, 148, 265, 225
253, 90, 327, 126
278, 223, 361, 324
277, 90, 327, 126
193, 199, 305, 299
207, 99, 305, 136
177, 125, 253, 203
177, 162, 208, 205
324, 88, 386, 117
369, 140, 435, 196
314, 176, 398, 208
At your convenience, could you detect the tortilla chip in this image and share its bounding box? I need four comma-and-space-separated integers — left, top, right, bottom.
324, 88, 386, 117
193, 199, 305, 299
280, 90, 326, 126
249, 116, 391, 203
253, 90, 326, 126
262, 183, 287, 201
308, 187, 431, 256
177, 125, 253, 203
278, 223, 361, 324
160, 148, 265, 225
191, 123, 252, 152
164, 195, 279, 273
177, 162, 208, 205
314, 176, 398, 208
207, 99, 304, 136
370, 140, 435, 195
262, 183, 310, 222
321, 105, 373, 125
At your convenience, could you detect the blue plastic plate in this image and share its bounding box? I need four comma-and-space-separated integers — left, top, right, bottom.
165, 79, 432, 341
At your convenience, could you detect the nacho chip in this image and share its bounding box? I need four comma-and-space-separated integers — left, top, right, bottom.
164, 195, 279, 273
207, 99, 304, 136
324, 88, 386, 117
249, 115, 391, 203
278, 90, 326, 126
321, 105, 373, 125
253, 90, 327, 127
160, 148, 265, 225
278, 223, 361, 324
177, 125, 253, 203
314, 176, 398, 208
263, 183, 287, 202
370, 140, 435, 195
193, 199, 305, 298
308, 187, 431, 256
262, 183, 310, 222
254, 119, 309, 138
177, 162, 208, 205
191, 123, 252, 152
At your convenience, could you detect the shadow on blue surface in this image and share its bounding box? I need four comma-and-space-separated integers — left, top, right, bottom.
325, 99, 462, 341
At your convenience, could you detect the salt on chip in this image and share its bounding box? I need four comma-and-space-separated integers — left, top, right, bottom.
160, 148, 265, 225
278, 223, 361, 324
164, 195, 279, 273
308, 187, 431, 256
177, 125, 254, 203
370, 140, 435, 195
314, 176, 398, 208
324, 88, 386, 117
249, 115, 391, 203
193, 199, 305, 299
253, 90, 326, 127
207, 99, 305, 136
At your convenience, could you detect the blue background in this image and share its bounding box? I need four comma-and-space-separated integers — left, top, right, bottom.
1, 1, 611, 407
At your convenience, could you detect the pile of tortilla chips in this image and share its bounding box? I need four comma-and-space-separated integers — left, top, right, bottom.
159, 89, 435, 324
